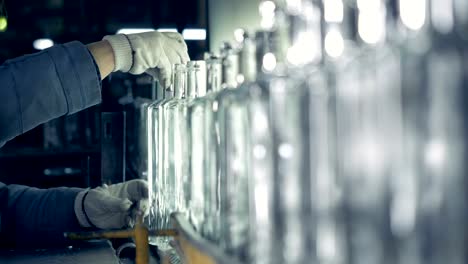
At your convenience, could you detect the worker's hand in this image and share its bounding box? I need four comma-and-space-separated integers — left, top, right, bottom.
103, 31, 190, 88
74, 179, 149, 229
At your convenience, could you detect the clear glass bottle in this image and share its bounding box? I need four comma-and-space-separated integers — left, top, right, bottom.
212, 43, 243, 254
145, 81, 159, 231
206, 43, 254, 250
330, 1, 401, 263
243, 29, 278, 264
162, 63, 188, 227
210, 32, 258, 261
148, 64, 186, 249
320, 0, 371, 263
147, 82, 174, 246
199, 54, 223, 242
169, 61, 204, 223
247, 1, 326, 263
392, 1, 467, 263
185, 60, 208, 232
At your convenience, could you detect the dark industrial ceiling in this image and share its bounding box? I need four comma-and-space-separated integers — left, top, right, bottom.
0, 0, 208, 62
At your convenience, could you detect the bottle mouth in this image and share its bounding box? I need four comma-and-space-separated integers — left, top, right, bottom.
187, 60, 207, 70
173, 63, 187, 76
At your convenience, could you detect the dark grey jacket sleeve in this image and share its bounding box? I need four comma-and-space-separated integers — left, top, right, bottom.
0, 40, 102, 146
0, 182, 86, 248
0, 41, 102, 247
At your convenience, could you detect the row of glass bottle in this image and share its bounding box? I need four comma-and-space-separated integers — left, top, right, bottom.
145, 39, 252, 247
145, 0, 468, 263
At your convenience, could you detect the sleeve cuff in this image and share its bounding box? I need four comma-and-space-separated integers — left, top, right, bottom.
74, 190, 92, 228
103, 34, 133, 72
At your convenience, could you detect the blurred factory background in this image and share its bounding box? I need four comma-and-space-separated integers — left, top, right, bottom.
0, 0, 268, 189
0, 0, 216, 188
2, 0, 468, 263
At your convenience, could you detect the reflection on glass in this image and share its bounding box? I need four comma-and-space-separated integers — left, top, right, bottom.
185, 60, 207, 231
142, 0, 468, 262
147, 84, 174, 247
163, 64, 187, 221
199, 54, 224, 242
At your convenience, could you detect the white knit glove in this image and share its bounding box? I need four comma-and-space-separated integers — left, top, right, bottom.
103, 32, 190, 88
74, 179, 149, 229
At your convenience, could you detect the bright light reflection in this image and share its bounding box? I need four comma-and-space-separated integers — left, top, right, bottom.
236, 74, 245, 84
259, 1, 276, 29
391, 194, 416, 236
400, 0, 426, 31
278, 143, 294, 159
358, 8, 386, 44
262, 52, 277, 72
357, 0, 381, 11
355, 138, 384, 172
324, 0, 344, 22
424, 140, 446, 169
231, 157, 242, 172
430, 0, 454, 34
0, 16, 7, 32
146, 112, 153, 207
324, 29, 344, 58
157, 28, 178, 33
285, 0, 302, 14
117, 28, 155, 34
252, 110, 269, 135
253, 145, 267, 159
287, 31, 321, 65
259, 0, 275, 13
33, 38, 54, 50
318, 225, 337, 260
234, 28, 245, 43
182, 29, 206, 40
254, 184, 269, 222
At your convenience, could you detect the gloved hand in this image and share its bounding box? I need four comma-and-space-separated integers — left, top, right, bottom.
103, 31, 190, 88
74, 179, 149, 229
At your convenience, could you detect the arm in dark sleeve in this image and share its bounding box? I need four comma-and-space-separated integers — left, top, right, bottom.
0, 41, 102, 146
1, 183, 86, 248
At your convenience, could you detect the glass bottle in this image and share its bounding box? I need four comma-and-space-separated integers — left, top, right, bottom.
212, 43, 243, 254
247, 1, 327, 263
321, 0, 380, 263
198, 54, 223, 242
393, 0, 467, 263
208, 45, 241, 245
214, 37, 260, 259
162, 63, 188, 227
243, 29, 278, 264
148, 64, 186, 249
176, 60, 206, 225
185, 61, 208, 232
330, 1, 402, 263
147, 82, 174, 246
145, 81, 160, 230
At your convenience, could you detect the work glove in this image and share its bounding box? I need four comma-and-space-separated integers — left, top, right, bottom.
74, 179, 149, 229
103, 31, 190, 88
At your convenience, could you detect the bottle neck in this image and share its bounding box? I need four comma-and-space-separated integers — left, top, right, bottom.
255, 30, 273, 73
322, 0, 357, 58
222, 52, 240, 87
187, 60, 207, 98
164, 87, 174, 100
258, 0, 324, 70
355, 0, 387, 46
173, 64, 186, 99
239, 34, 257, 83
404, 0, 459, 38
207, 57, 223, 93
